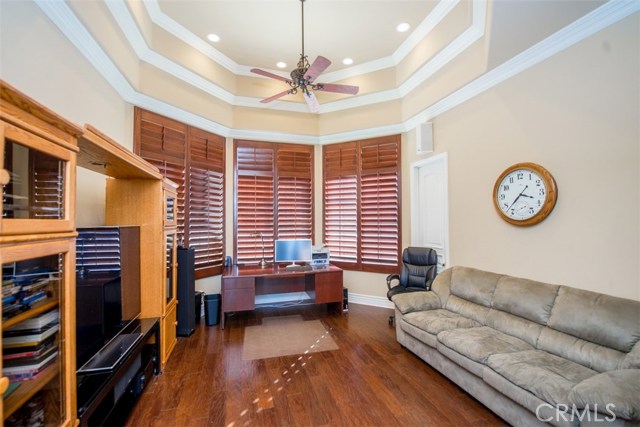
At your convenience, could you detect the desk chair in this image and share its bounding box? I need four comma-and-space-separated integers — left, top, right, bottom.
387, 247, 438, 325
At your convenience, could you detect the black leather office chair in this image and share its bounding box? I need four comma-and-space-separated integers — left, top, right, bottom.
387, 247, 438, 325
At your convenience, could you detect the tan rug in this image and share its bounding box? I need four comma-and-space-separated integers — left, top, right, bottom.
242, 315, 339, 361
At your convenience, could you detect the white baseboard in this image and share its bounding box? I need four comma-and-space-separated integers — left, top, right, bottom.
348, 292, 394, 309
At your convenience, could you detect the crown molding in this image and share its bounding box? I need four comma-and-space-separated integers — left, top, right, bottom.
34, 0, 637, 146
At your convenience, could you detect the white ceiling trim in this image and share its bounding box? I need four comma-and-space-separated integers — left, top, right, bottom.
34, 0, 636, 146
108, 0, 486, 114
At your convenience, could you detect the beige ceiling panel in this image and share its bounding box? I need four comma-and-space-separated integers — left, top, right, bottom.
319, 100, 403, 136
68, 0, 141, 88
138, 63, 234, 128
232, 106, 318, 137
396, 0, 472, 85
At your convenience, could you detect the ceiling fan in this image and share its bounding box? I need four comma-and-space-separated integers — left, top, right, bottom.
250, 0, 359, 113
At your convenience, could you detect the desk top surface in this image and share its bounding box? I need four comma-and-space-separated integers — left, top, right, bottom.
223, 264, 341, 279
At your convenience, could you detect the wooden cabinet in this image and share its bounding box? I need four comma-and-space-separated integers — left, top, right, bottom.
79, 125, 178, 370
1, 80, 81, 426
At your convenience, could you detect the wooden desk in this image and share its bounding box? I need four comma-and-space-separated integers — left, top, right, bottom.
221, 264, 343, 329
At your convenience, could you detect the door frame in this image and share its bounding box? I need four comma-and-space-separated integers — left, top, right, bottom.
409, 152, 450, 270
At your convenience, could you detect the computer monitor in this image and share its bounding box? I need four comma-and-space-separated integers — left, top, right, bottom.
274, 239, 312, 268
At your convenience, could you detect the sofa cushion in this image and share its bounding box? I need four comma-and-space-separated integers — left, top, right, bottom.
487, 350, 597, 406
492, 275, 559, 325
548, 287, 640, 353
449, 266, 501, 307
568, 370, 640, 421
619, 341, 640, 370
398, 314, 439, 348
391, 291, 441, 314
437, 326, 534, 365
537, 328, 627, 373
485, 309, 544, 348
404, 309, 480, 336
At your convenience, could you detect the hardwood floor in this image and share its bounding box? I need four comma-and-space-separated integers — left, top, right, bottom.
125, 303, 508, 427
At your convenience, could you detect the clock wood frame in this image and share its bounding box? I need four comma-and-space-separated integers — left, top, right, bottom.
493, 162, 557, 227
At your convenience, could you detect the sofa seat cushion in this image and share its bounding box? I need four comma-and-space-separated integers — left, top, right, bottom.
437, 326, 534, 365
487, 350, 597, 406
568, 369, 640, 421
403, 309, 480, 336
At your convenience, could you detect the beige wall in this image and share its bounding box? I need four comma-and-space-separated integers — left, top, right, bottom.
1, 2, 637, 301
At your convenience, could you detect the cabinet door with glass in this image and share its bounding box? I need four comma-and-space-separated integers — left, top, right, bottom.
1, 121, 78, 238
1, 238, 75, 426
164, 230, 177, 307
163, 180, 178, 229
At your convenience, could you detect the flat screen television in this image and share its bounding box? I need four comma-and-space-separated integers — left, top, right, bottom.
274, 239, 312, 268
75, 226, 141, 372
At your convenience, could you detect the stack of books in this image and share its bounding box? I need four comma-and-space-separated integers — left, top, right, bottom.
2, 309, 59, 382
2, 267, 56, 320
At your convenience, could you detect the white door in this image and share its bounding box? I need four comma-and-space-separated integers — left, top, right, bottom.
410, 153, 449, 271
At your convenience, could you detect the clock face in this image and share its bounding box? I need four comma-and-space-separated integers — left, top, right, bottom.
493, 163, 557, 226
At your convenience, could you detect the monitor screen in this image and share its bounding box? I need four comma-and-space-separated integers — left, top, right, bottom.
274, 239, 312, 263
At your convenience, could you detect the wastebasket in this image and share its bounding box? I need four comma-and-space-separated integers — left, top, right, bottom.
204, 293, 221, 326
195, 291, 204, 323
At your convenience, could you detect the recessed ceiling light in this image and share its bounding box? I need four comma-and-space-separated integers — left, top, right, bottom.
342, 58, 354, 65
206, 33, 220, 43
276, 62, 287, 69
396, 22, 411, 33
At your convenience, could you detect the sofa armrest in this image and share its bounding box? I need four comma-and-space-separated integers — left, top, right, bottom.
391, 291, 441, 314
568, 369, 640, 421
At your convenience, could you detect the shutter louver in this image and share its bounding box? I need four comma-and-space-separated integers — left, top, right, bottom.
236, 143, 275, 264
276, 146, 313, 240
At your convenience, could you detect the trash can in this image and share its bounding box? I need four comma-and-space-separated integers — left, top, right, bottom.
204, 293, 221, 326
195, 291, 204, 323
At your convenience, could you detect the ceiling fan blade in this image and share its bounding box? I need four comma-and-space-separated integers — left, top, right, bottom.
303, 56, 331, 83
303, 91, 321, 113
260, 89, 293, 103
250, 68, 291, 83
315, 83, 359, 95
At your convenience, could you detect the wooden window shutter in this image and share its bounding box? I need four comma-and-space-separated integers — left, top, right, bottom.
235, 141, 275, 264
276, 144, 313, 240
134, 107, 225, 278
135, 108, 187, 243
187, 127, 225, 277
359, 137, 401, 272
322, 136, 401, 273
323, 142, 358, 266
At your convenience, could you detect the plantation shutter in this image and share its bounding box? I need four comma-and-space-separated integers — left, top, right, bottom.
323, 136, 401, 273
276, 145, 313, 240
187, 128, 225, 276
359, 137, 401, 272
323, 142, 358, 266
136, 108, 187, 244
235, 141, 275, 264
135, 108, 225, 278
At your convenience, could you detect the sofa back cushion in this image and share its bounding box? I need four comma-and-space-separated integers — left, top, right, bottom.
492, 276, 559, 325
548, 287, 640, 353
449, 267, 501, 307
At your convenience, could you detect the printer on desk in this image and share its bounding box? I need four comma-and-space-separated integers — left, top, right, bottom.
311, 245, 330, 267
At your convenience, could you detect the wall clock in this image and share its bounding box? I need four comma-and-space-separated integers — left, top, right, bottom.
493, 162, 557, 226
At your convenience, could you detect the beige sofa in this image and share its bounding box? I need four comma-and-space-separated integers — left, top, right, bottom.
392, 266, 640, 427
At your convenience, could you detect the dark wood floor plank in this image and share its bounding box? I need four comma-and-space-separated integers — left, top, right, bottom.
126, 304, 508, 427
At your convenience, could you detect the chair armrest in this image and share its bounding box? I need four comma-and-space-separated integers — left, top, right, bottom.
386, 274, 400, 290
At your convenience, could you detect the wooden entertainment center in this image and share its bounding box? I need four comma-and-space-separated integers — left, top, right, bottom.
221, 265, 343, 329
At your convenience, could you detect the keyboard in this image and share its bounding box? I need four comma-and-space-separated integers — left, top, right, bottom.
284, 265, 312, 272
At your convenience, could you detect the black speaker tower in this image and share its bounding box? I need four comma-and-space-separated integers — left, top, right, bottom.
177, 247, 196, 336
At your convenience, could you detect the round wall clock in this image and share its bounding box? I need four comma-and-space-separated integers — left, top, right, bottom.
493, 162, 558, 226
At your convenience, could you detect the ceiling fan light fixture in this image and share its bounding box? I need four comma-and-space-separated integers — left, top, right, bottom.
276, 62, 287, 69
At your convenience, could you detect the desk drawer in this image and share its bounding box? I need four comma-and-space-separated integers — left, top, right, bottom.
222, 277, 255, 312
